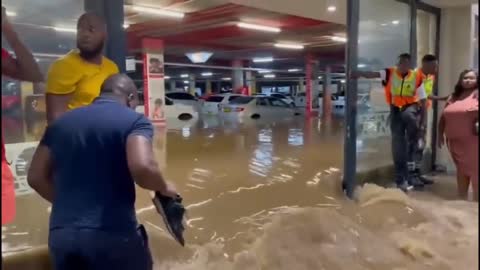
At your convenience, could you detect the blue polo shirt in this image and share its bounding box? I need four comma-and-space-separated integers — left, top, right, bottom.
41, 97, 153, 233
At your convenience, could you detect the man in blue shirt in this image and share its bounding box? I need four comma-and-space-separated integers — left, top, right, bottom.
27, 74, 177, 270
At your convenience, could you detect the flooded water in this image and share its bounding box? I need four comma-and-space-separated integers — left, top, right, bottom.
2, 116, 478, 270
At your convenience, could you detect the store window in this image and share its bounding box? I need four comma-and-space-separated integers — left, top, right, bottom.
356, 0, 411, 172
416, 8, 438, 168
2, 0, 84, 255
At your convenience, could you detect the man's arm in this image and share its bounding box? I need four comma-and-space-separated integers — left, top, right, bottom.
2, 7, 43, 82
126, 117, 177, 197
428, 95, 449, 101
45, 58, 78, 124
416, 83, 428, 133
351, 71, 384, 79
46, 93, 73, 124
27, 144, 54, 203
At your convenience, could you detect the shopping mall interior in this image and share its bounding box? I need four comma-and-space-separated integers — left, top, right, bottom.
1, 0, 479, 269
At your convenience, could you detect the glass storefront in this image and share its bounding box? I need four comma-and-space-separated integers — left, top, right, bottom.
416, 8, 438, 170
344, 0, 441, 195
2, 0, 84, 255
356, 0, 411, 173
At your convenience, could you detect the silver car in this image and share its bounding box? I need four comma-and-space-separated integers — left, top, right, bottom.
220, 96, 300, 120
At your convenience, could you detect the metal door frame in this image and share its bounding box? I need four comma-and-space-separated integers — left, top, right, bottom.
343, 0, 442, 198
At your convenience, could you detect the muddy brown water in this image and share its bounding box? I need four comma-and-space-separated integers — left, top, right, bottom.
2, 116, 477, 270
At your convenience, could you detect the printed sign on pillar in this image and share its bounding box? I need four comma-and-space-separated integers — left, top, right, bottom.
142, 38, 166, 125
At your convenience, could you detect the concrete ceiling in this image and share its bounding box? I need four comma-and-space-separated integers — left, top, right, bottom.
420, 0, 478, 7
126, 2, 346, 66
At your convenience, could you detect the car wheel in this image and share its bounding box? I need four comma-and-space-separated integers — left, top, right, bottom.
178, 113, 193, 121
251, 114, 261, 119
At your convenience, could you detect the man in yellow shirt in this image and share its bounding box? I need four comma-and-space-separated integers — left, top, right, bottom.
46, 12, 119, 123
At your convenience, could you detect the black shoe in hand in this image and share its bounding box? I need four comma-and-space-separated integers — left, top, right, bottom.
152, 192, 186, 246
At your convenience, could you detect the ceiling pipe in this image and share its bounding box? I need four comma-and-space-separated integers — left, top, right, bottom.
135, 60, 346, 75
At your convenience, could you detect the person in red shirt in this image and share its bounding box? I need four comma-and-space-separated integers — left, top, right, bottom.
2, 6, 43, 225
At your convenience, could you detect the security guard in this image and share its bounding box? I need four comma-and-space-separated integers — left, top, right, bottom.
413, 54, 439, 185
353, 53, 427, 192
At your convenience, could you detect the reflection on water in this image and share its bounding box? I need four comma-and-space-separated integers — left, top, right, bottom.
2, 116, 478, 270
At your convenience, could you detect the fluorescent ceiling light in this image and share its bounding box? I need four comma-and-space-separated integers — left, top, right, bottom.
185, 52, 213, 63
201, 72, 213, 77
264, 74, 276, 78
222, 77, 231, 81
53, 27, 77, 33
357, 64, 366, 68
288, 68, 301, 72
274, 43, 304, 50
164, 76, 171, 79
331, 36, 347, 43
392, 20, 400, 25
340, 79, 346, 83
123, 23, 130, 29
318, 76, 323, 79
180, 74, 189, 78
183, 80, 189, 84
380, 23, 388, 26
132, 6, 184, 18
237, 22, 281, 33
253, 57, 273, 63
258, 69, 272, 74
327, 6, 336, 12
6, 11, 17, 17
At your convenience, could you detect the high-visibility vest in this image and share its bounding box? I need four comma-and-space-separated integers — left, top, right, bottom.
416, 69, 435, 108
384, 68, 420, 108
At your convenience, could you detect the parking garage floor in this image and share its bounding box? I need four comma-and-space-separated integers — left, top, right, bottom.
2, 117, 478, 270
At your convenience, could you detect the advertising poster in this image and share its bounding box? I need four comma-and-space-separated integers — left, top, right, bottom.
143, 52, 166, 125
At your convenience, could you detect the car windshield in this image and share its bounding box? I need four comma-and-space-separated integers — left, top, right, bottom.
229, 96, 254, 104
206, 96, 224, 102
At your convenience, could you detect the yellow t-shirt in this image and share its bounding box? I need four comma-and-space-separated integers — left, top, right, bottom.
46, 50, 119, 110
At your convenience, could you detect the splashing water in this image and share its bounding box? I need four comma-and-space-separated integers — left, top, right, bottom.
151, 184, 478, 270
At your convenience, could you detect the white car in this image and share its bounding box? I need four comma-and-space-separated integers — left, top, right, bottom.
165, 91, 200, 111
136, 97, 198, 121
201, 93, 244, 115
270, 93, 295, 107
220, 96, 300, 120
294, 92, 320, 108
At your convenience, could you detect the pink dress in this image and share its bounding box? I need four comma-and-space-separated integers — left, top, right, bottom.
442, 90, 478, 182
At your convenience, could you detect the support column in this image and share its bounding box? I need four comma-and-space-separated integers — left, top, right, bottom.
141, 38, 165, 124
85, 0, 126, 72
305, 54, 313, 116
245, 71, 255, 95
188, 74, 196, 96
232, 60, 244, 93
298, 78, 305, 93
169, 80, 176, 92
216, 81, 222, 94
205, 80, 212, 95
322, 65, 332, 118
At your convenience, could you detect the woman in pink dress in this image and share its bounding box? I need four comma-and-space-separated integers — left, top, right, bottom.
438, 69, 478, 201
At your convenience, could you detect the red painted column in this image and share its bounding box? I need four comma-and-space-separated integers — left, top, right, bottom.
305, 54, 313, 116
322, 65, 332, 119
141, 38, 166, 126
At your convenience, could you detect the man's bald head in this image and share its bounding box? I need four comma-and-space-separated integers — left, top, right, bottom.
77, 12, 107, 60
100, 74, 139, 108
101, 74, 136, 95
